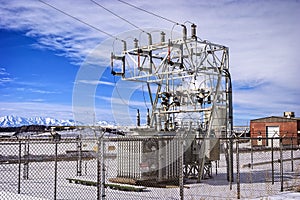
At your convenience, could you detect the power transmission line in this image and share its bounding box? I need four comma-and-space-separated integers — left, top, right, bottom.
91, 0, 147, 34
117, 0, 182, 26
38, 0, 124, 42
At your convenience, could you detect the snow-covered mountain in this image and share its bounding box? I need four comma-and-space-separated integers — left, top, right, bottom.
0, 115, 114, 127
0, 115, 76, 127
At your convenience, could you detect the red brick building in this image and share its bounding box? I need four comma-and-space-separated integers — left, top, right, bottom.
250, 112, 300, 147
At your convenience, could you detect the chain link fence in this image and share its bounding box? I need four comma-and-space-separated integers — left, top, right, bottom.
0, 136, 299, 199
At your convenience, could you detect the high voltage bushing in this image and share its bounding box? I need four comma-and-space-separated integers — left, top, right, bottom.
182, 25, 187, 40
134, 38, 138, 48
161, 31, 166, 43
191, 23, 197, 39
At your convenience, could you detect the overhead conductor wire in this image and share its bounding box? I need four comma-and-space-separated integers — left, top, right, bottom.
91, 0, 156, 111
117, 0, 181, 25
38, 0, 138, 112
91, 0, 147, 34
38, 0, 125, 43
91, 0, 155, 47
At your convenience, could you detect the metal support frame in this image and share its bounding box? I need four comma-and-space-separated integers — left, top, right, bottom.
111, 26, 232, 181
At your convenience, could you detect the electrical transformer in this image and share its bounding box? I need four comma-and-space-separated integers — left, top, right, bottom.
117, 132, 181, 183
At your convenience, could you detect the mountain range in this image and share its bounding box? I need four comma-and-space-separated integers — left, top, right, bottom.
0, 115, 111, 127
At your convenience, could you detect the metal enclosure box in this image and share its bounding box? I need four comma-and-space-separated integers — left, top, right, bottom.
117, 135, 181, 182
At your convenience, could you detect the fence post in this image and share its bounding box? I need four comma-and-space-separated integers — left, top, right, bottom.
179, 135, 184, 200
97, 136, 105, 200
54, 140, 58, 200
291, 136, 294, 172
215, 160, 218, 175
102, 139, 106, 199
229, 137, 234, 190
250, 138, 253, 169
23, 136, 29, 180
77, 137, 82, 176
236, 139, 240, 199
280, 137, 283, 192
271, 138, 274, 185
97, 137, 101, 200
18, 140, 22, 194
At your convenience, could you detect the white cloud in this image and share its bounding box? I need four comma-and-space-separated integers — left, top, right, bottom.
77, 80, 114, 86
0, 68, 9, 76
29, 88, 60, 94
96, 95, 149, 108
0, 77, 14, 85
0, 0, 299, 124
0, 67, 14, 85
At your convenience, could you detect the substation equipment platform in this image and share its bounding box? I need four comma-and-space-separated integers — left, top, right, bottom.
111, 24, 233, 184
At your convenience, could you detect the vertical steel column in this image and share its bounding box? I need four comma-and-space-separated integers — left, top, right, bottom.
225, 48, 234, 187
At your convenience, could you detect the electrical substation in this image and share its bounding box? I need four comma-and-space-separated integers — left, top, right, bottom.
111, 24, 233, 184
2, 1, 300, 200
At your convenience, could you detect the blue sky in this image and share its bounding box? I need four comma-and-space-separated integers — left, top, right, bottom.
0, 0, 300, 125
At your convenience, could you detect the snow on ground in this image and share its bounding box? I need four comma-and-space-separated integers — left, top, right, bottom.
0, 191, 47, 199
251, 192, 300, 200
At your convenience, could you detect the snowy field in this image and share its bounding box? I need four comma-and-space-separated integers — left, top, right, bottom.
0, 138, 300, 199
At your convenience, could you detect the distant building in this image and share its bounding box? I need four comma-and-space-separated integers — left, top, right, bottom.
250, 112, 300, 147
